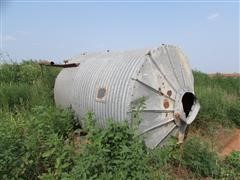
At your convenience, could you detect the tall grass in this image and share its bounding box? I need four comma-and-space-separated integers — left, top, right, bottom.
193, 71, 240, 129
0, 61, 60, 110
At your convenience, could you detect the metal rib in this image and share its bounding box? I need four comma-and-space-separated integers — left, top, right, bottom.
163, 46, 182, 89
132, 78, 175, 102
127, 109, 174, 114
178, 55, 187, 88
147, 53, 177, 93
141, 109, 174, 113
155, 124, 177, 147
140, 118, 174, 135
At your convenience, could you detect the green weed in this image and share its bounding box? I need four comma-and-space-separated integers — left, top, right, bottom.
64, 113, 151, 180
182, 137, 220, 177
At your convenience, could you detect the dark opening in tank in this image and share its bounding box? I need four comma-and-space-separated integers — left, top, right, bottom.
182, 92, 195, 117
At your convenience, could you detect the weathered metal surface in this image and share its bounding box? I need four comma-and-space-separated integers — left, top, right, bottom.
54, 44, 200, 149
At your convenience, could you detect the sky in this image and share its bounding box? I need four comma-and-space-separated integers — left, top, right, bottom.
0, 0, 239, 73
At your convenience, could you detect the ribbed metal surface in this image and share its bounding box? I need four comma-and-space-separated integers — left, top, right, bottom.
55, 49, 147, 127
54, 45, 200, 148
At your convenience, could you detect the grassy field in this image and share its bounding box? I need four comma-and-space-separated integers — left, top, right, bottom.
0, 61, 239, 179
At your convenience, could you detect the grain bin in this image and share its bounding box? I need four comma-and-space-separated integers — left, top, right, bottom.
54, 44, 200, 149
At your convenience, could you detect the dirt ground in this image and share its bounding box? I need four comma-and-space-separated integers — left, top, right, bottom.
219, 129, 240, 156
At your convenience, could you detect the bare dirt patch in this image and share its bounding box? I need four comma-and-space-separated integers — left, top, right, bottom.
219, 129, 240, 156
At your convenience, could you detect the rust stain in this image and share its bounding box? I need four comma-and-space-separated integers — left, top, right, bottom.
163, 99, 169, 109
167, 90, 172, 97
158, 87, 164, 96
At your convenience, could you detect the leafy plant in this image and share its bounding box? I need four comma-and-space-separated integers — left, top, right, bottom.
227, 102, 240, 127
182, 137, 220, 177
0, 106, 75, 179
224, 151, 240, 172
131, 96, 146, 129
219, 151, 240, 178
65, 114, 151, 179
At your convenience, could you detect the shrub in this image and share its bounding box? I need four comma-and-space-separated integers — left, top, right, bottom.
227, 102, 240, 127
65, 113, 151, 179
0, 106, 75, 179
147, 139, 181, 179
219, 151, 240, 178
0, 111, 27, 179
224, 151, 240, 172
18, 61, 41, 84
182, 137, 220, 177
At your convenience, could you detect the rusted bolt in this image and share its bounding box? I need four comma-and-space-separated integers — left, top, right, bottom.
167, 90, 172, 97
174, 112, 181, 120
158, 88, 164, 95
163, 99, 169, 109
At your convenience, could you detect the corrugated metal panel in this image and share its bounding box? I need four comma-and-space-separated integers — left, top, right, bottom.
55, 49, 147, 127
54, 45, 200, 148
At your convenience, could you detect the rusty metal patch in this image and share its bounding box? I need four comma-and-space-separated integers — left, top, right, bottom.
163, 99, 169, 109
167, 90, 172, 97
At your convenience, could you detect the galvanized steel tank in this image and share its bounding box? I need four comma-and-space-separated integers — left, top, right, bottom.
54, 44, 200, 148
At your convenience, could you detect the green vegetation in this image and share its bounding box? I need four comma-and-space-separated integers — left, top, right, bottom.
0, 61, 239, 179
193, 71, 240, 128
182, 137, 220, 177
65, 115, 151, 180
